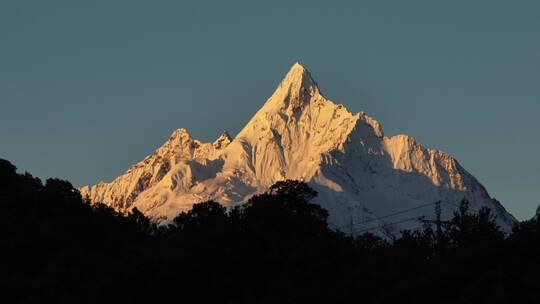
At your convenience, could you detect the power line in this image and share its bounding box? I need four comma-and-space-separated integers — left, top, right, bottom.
329, 199, 466, 233
351, 201, 439, 227
442, 201, 460, 208
331, 201, 440, 231
353, 216, 425, 234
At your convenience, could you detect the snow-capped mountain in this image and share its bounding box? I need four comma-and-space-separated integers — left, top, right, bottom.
81, 63, 515, 236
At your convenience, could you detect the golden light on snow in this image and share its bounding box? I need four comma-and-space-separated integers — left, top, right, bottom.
81, 63, 514, 235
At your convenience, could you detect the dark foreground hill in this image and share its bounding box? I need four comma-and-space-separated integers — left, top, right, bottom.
1, 158, 539, 303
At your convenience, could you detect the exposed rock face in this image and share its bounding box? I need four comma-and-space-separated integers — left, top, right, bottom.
81, 63, 515, 236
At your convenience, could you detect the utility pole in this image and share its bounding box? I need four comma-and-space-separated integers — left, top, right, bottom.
420, 201, 448, 246
348, 206, 354, 235
350, 216, 353, 235
435, 200, 442, 243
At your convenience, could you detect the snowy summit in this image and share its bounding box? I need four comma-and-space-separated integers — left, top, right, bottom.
81, 63, 515, 236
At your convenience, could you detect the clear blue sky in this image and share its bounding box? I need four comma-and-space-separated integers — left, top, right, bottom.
1, 0, 538, 219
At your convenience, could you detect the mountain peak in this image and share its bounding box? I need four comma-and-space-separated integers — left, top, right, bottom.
282, 62, 319, 91
218, 130, 231, 139
213, 131, 232, 149
288, 61, 308, 75
169, 128, 191, 141
268, 62, 321, 108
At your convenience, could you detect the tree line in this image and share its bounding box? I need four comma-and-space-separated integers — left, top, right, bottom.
1, 158, 539, 303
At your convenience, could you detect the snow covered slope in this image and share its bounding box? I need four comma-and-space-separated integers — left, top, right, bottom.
80, 63, 515, 236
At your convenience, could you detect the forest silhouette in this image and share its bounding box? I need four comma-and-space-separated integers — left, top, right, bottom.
1, 158, 539, 303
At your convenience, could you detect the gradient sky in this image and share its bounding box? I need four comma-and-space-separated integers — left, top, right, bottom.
1, 0, 539, 219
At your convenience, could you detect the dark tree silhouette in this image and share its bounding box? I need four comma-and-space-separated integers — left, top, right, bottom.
1, 158, 537, 304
